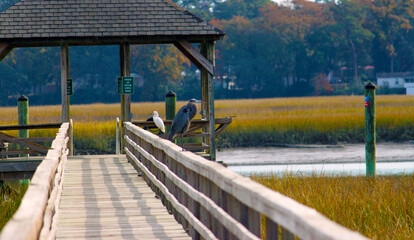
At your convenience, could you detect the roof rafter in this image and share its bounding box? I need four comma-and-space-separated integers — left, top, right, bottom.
0, 42, 12, 62
174, 40, 214, 75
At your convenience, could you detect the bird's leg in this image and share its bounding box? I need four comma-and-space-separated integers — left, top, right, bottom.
181, 134, 185, 151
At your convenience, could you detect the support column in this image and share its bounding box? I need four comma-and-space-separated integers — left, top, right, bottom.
61, 43, 70, 123
120, 42, 131, 153
200, 41, 216, 161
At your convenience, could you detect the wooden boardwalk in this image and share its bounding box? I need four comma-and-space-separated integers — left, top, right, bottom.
56, 155, 190, 240
0, 123, 368, 240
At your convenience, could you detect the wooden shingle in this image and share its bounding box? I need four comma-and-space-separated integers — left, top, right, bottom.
0, 0, 224, 46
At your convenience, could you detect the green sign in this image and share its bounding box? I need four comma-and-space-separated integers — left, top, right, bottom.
67, 78, 73, 96
121, 76, 134, 94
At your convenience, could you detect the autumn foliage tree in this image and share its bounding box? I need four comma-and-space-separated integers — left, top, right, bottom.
371, 0, 414, 72
2, 0, 414, 105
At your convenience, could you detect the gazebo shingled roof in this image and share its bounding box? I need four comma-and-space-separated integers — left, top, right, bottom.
0, 0, 224, 46
0, 0, 223, 160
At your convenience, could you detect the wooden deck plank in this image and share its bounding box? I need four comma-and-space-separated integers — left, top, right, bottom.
56, 230, 190, 240
58, 212, 174, 220
58, 209, 171, 218
60, 192, 156, 199
56, 155, 190, 240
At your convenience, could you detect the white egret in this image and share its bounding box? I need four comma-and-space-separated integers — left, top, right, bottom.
152, 111, 165, 133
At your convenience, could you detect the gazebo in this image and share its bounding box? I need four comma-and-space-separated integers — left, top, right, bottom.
0, 0, 225, 160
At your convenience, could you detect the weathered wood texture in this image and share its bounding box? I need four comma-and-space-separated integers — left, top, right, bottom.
132, 117, 231, 153
55, 155, 190, 240
0, 132, 50, 155
0, 159, 41, 171
174, 40, 214, 75
124, 122, 369, 240
0, 158, 43, 180
0, 42, 12, 62
0, 123, 62, 131
0, 123, 69, 240
120, 41, 131, 154
61, 43, 70, 123
200, 41, 216, 160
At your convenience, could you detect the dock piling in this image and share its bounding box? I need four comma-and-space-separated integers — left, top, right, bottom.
165, 90, 176, 134
365, 82, 376, 177
18, 95, 29, 157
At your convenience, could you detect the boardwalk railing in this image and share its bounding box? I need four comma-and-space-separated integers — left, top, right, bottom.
0, 123, 69, 240
133, 117, 232, 152
124, 122, 368, 240
0, 123, 63, 157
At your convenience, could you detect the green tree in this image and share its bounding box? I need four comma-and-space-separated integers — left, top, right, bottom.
0, 0, 18, 12
214, 0, 271, 20
172, 0, 217, 20
370, 0, 414, 72
259, 1, 329, 85
130, 45, 189, 101
328, 0, 374, 84
6, 48, 59, 93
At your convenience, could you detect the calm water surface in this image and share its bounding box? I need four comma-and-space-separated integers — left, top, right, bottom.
216, 143, 414, 176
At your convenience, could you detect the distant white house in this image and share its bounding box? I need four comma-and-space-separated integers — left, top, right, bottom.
404, 73, 414, 95
376, 72, 414, 95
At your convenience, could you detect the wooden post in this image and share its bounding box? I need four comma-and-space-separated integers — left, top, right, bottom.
69, 119, 73, 156
200, 41, 216, 161
265, 217, 279, 240
116, 117, 120, 155
18, 95, 29, 157
165, 90, 176, 134
281, 227, 295, 240
120, 42, 131, 153
60, 43, 70, 123
365, 82, 376, 177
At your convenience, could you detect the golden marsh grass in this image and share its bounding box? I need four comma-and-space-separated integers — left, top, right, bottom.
0, 95, 413, 151
253, 173, 414, 240
0, 181, 29, 230
0, 96, 413, 236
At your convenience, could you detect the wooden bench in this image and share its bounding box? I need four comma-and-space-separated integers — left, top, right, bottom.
132, 117, 232, 152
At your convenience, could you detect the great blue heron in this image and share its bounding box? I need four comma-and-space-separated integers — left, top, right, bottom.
168, 98, 201, 149
152, 111, 165, 133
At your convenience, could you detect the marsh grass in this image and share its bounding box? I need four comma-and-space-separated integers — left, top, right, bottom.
0, 95, 413, 152
216, 95, 414, 147
0, 181, 29, 230
252, 173, 414, 240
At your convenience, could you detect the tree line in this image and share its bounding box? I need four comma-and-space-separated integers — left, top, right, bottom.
0, 0, 413, 105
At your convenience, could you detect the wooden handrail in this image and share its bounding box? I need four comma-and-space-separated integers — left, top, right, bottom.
0, 123, 63, 157
123, 122, 368, 240
132, 117, 232, 127
0, 123, 62, 131
0, 123, 69, 240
